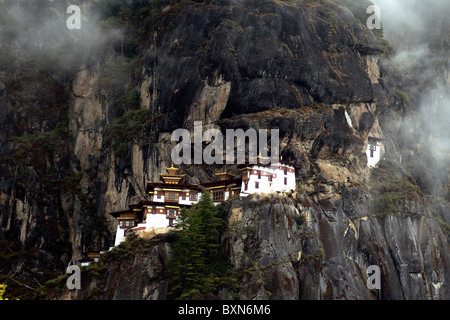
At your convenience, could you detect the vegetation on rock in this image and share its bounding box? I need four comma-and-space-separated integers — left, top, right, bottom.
166, 190, 237, 299
370, 160, 422, 215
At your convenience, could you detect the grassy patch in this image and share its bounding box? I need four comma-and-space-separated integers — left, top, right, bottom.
101, 232, 149, 265
395, 89, 411, 108
104, 108, 160, 160
294, 213, 307, 226
99, 57, 139, 90
370, 160, 421, 215
437, 218, 450, 238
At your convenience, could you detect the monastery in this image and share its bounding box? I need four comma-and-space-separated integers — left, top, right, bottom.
109, 157, 297, 246
366, 136, 384, 168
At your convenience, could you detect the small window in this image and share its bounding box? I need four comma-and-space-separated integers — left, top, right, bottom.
255, 181, 259, 189
268, 175, 272, 182
284, 177, 287, 185
123, 220, 132, 227
284, 168, 287, 175
167, 210, 177, 219
167, 192, 178, 202
244, 182, 248, 191
190, 192, 198, 201
182, 193, 186, 200
257, 171, 261, 179
213, 190, 224, 202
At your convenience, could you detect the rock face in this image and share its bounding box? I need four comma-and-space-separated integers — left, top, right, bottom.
59, 235, 171, 300
222, 189, 449, 300
150, 0, 382, 122
0, 0, 448, 299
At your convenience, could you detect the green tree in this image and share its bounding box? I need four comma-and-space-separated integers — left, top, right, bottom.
167, 190, 225, 299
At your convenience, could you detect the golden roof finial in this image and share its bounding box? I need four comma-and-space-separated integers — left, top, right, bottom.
166, 164, 179, 176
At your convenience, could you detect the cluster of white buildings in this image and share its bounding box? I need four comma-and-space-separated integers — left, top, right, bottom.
109, 158, 297, 246
108, 136, 384, 247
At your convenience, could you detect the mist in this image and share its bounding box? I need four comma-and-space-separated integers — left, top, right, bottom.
371, 0, 450, 193
0, 0, 125, 73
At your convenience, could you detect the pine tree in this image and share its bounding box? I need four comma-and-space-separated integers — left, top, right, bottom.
166, 190, 224, 299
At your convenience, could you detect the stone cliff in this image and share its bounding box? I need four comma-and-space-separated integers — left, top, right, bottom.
0, 0, 448, 299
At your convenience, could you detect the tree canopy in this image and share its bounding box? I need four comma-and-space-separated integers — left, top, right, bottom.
166, 190, 227, 299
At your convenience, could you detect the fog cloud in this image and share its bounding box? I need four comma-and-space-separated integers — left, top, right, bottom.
372, 0, 450, 191
0, 0, 124, 72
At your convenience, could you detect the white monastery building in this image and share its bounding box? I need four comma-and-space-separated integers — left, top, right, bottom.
109, 159, 297, 246
239, 157, 296, 196
366, 136, 384, 167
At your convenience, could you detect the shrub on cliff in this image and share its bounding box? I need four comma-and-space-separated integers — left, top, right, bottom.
166, 190, 229, 299
371, 159, 421, 215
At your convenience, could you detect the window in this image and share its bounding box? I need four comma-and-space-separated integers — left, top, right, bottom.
268, 175, 272, 182
167, 210, 177, 219
257, 171, 261, 179
284, 168, 287, 175
121, 220, 133, 228
244, 182, 248, 191
284, 177, 287, 185
190, 192, 198, 201
369, 144, 377, 158
166, 192, 178, 202
213, 190, 224, 202
255, 181, 259, 189
156, 191, 161, 199
182, 193, 186, 200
